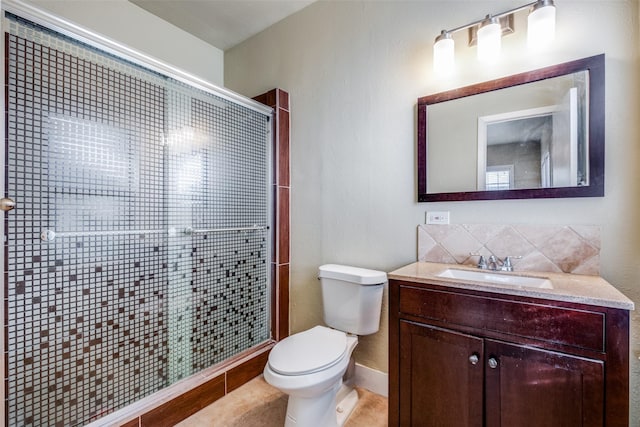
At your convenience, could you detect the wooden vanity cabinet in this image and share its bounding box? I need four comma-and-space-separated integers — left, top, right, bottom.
389, 279, 630, 427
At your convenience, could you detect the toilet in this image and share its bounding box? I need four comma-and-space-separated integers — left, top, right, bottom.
263, 264, 387, 427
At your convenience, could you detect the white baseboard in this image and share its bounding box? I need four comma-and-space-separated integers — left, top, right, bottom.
354, 363, 388, 397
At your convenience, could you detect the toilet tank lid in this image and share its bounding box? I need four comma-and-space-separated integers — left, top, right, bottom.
318, 264, 387, 285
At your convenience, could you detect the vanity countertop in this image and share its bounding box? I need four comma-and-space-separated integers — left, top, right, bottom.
389, 262, 635, 310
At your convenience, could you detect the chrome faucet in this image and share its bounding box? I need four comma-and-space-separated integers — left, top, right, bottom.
501, 256, 516, 272
476, 255, 487, 270
470, 253, 487, 270
471, 253, 520, 271
469, 252, 522, 271
487, 255, 521, 272
487, 255, 500, 271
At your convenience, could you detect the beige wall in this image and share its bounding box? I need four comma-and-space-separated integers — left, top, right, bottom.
26, 0, 224, 86
225, 0, 640, 421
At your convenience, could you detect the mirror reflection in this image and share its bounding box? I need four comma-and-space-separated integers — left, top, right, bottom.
427, 72, 588, 193
417, 55, 604, 202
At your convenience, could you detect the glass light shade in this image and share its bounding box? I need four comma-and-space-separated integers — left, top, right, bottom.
528, 2, 556, 49
433, 33, 455, 75
477, 18, 501, 63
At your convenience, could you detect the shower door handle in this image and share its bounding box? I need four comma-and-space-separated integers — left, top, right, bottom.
0, 198, 15, 212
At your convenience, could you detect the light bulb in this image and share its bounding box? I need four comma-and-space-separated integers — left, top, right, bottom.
528, 0, 556, 49
477, 16, 501, 63
433, 31, 455, 75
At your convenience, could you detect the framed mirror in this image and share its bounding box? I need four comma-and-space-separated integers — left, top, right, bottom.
417, 54, 604, 202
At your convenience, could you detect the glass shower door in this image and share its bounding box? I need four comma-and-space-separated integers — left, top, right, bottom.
3, 13, 271, 426
164, 89, 272, 382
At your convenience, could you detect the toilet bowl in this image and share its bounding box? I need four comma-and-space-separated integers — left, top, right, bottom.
264, 264, 387, 427
264, 326, 358, 426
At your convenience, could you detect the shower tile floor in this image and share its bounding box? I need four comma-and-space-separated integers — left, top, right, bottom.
176, 376, 388, 426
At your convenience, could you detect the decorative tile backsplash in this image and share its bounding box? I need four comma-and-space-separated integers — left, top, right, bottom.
418, 224, 600, 275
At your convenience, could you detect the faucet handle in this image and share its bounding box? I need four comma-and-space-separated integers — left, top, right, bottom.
469, 253, 488, 269
500, 256, 522, 272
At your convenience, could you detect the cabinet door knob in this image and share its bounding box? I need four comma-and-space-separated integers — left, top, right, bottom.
488, 357, 499, 369
468, 354, 479, 365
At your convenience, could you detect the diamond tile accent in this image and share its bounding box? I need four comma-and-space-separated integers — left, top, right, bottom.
484, 227, 537, 261
418, 224, 601, 275
440, 227, 483, 264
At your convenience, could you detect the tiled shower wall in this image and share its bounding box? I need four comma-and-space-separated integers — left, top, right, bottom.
4, 14, 271, 426
418, 224, 601, 275
253, 89, 290, 342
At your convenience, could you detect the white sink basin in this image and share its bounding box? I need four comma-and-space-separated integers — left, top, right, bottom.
437, 268, 553, 289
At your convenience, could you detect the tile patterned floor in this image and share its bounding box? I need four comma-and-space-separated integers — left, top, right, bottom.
176, 376, 388, 426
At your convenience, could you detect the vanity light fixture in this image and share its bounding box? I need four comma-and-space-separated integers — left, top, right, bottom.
433, 30, 455, 75
433, 0, 556, 71
477, 15, 502, 63
528, 0, 556, 49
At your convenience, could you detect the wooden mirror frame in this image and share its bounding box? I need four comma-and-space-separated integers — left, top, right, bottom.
417, 54, 605, 202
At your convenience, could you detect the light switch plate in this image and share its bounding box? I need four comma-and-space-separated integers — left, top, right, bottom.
426, 211, 450, 225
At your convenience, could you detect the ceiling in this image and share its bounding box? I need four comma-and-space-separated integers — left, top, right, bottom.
129, 0, 316, 51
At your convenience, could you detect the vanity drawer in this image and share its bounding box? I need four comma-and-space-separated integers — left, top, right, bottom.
398, 285, 605, 352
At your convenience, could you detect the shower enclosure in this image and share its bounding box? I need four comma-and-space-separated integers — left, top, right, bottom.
2, 10, 273, 426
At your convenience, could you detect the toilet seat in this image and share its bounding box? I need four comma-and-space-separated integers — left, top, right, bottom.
268, 326, 347, 375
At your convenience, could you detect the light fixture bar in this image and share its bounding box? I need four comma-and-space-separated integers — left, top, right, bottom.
432, 0, 556, 74
439, 1, 537, 37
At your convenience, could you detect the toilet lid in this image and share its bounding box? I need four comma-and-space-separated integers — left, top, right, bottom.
268, 326, 347, 375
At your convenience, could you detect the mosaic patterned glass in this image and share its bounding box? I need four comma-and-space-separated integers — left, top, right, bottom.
4, 14, 271, 426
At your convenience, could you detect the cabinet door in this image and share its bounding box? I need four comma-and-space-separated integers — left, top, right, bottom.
485, 339, 604, 427
399, 320, 484, 427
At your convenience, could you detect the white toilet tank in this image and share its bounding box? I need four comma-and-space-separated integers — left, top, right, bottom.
318, 264, 387, 335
